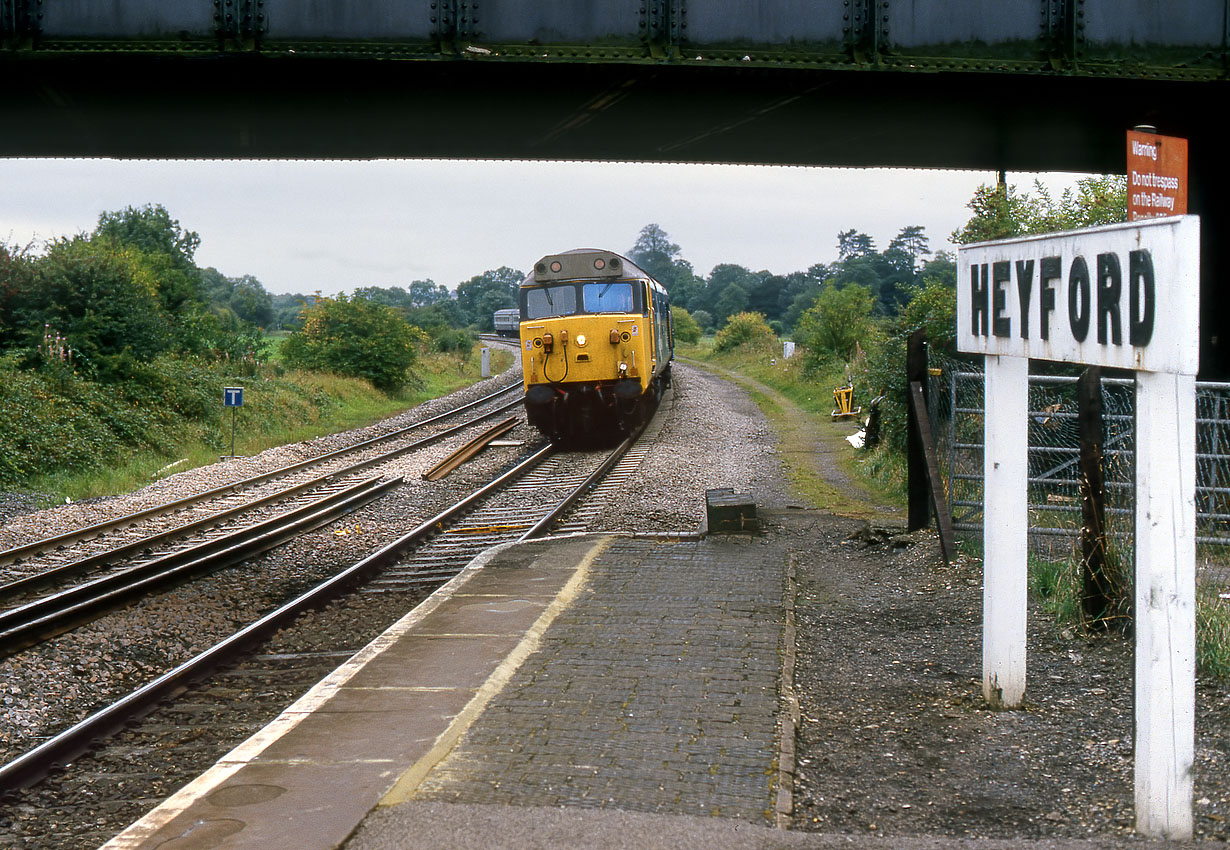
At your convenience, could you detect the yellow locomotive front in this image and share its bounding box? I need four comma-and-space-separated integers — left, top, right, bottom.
519, 249, 673, 443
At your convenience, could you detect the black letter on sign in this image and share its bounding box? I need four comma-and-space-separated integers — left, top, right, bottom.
1096, 252, 1123, 346
1039, 256, 1060, 341
1129, 249, 1155, 347
1068, 256, 1091, 343
970, 263, 989, 336
1015, 260, 1034, 339
992, 261, 1011, 338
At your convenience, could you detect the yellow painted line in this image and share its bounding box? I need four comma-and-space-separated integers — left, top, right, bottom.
379, 534, 613, 805
446, 524, 532, 534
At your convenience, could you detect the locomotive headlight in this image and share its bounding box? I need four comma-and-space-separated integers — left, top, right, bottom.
575, 334, 587, 347
618, 361, 628, 376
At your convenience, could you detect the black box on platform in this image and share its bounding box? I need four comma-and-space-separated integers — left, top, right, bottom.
704, 488, 759, 534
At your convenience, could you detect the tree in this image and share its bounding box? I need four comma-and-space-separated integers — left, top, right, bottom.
918, 251, 956, 288
95, 204, 200, 269
950, 183, 1032, 244
271, 293, 313, 330
0, 243, 35, 346
837, 229, 876, 261
887, 225, 930, 278
713, 282, 750, 327
229, 275, 274, 327
94, 204, 203, 313
794, 281, 877, 367
663, 259, 705, 310
1024, 176, 1127, 232
280, 294, 428, 392
407, 279, 450, 307
951, 177, 1126, 245
628, 223, 681, 279
898, 279, 958, 354
454, 267, 522, 329
782, 288, 821, 334
745, 271, 782, 319
352, 285, 414, 311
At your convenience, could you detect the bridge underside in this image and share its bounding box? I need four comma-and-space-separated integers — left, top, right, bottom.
5, 57, 1223, 171
5, 56, 1229, 376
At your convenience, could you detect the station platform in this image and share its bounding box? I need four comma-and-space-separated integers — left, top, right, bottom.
102, 529, 797, 850
99, 515, 1173, 850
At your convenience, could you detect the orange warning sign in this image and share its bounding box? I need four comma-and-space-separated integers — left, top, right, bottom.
1127, 130, 1187, 221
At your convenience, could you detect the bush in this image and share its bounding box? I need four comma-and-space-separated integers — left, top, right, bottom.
11, 237, 175, 377
713, 312, 777, 353
690, 309, 714, 333
672, 307, 702, 344
281, 294, 429, 392
860, 279, 962, 456
432, 327, 475, 356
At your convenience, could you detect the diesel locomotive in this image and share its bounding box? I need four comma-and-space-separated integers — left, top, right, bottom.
518, 249, 673, 443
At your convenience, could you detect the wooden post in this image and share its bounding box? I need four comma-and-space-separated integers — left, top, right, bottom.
907, 329, 930, 532
982, 354, 1029, 709
1133, 370, 1196, 839
908, 381, 957, 564
1078, 366, 1112, 627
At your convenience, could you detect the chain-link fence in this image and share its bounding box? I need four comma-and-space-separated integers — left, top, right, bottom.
926, 351, 1230, 597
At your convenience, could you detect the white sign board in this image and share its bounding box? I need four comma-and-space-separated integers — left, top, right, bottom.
957, 216, 1200, 374
958, 214, 1200, 840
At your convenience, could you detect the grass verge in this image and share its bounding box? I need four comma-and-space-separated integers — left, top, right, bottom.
21, 345, 514, 505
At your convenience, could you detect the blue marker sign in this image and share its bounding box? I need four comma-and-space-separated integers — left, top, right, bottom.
223, 387, 244, 407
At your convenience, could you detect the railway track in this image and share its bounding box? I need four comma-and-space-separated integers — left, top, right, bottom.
0, 396, 661, 807
0, 381, 522, 572
0, 474, 400, 655
0, 390, 523, 641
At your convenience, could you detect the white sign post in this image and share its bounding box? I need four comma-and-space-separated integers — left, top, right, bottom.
958, 215, 1199, 839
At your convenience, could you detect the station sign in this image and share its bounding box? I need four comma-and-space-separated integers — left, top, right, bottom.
1127, 130, 1187, 222
957, 216, 1200, 374
960, 214, 1201, 838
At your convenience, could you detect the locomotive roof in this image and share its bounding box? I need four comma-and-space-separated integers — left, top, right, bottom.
522, 248, 662, 291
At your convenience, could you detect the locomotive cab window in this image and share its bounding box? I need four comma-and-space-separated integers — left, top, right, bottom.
522, 281, 642, 320
523, 284, 578, 320
582, 281, 634, 314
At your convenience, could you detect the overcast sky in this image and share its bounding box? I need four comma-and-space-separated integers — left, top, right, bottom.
0, 159, 1093, 296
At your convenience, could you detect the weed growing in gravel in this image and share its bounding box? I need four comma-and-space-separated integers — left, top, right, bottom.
1198, 592, 1230, 679
1032, 546, 1230, 679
